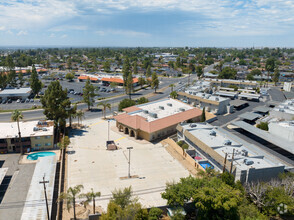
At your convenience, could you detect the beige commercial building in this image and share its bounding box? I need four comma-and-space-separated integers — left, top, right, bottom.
0, 120, 54, 154
204, 78, 258, 89
114, 98, 203, 141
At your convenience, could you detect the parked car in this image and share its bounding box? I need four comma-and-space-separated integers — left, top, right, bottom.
21, 99, 25, 103
7, 99, 12, 103
30, 99, 34, 103
25, 98, 30, 103
1, 100, 7, 104
16, 99, 21, 103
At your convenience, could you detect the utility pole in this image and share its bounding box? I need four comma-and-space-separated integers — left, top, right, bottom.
127, 147, 133, 178
222, 153, 228, 173
230, 149, 235, 174
40, 174, 50, 220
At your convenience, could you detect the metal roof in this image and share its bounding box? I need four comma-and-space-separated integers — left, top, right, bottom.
230, 99, 248, 107
232, 121, 294, 155
253, 106, 271, 113
0, 168, 8, 185
239, 112, 261, 121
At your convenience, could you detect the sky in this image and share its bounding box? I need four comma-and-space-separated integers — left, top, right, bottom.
0, 0, 294, 47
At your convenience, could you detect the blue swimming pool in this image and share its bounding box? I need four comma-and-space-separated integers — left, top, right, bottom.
27, 152, 56, 161
199, 161, 214, 169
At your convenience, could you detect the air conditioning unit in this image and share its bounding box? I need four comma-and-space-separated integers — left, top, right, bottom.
244, 159, 254, 165
179, 108, 186, 112
33, 127, 39, 131
159, 106, 164, 110
167, 103, 172, 107
209, 130, 216, 136
143, 110, 149, 114
149, 112, 158, 118
223, 140, 232, 145
190, 123, 197, 128
42, 128, 47, 131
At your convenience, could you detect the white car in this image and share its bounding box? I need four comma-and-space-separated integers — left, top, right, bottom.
16, 99, 21, 103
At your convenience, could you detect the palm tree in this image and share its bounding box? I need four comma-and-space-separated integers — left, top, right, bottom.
97, 102, 111, 119
11, 110, 24, 154
170, 91, 178, 99
80, 188, 101, 214
169, 83, 175, 92
59, 185, 84, 220
76, 110, 85, 126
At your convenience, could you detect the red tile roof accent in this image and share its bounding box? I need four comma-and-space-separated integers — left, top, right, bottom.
101, 78, 139, 84
123, 106, 142, 113
78, 75, 90, 80
114, 108, 202, 133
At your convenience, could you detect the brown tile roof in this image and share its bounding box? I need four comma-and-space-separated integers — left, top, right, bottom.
114, 108, 202, 133
123, 106, 142, 113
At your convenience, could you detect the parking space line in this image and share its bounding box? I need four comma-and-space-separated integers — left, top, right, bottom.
114, 137, 126, 142
88, 121, 105, 127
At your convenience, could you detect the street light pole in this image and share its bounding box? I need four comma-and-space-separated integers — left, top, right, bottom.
127, 147, 133, 178
108, 120, 110, 141
39, 174, 50, 220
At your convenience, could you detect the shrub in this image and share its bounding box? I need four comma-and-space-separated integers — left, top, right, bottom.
118, 99, 136, 111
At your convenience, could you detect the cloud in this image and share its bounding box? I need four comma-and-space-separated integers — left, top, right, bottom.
50, 25, 88, 32
61, 34, 68, 38
17, 30, 28, 36
96, 29, 150, 37
49, 33, 56, 38
0, 26, 5, 31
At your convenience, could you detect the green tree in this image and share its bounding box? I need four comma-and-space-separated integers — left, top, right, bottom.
123, 56, 130, 86
41, 81, 71, 135
272, 68, 280, 86
103, 60, 111, 73
168, 61, 174, 69
18, 71, 25, 87
80, 188, 101, 214
138, 76, 145, 89
8, 70, 18, 87
83, 78, 95, 110
126, 72, 134, 99
196, 66, 203, 78
265, 58, 275, 86
137, 97, 149, 104
65, 72, 75, 82
11, 110, 24, 155
111, 186, 134, 209
133, 61, 138, 75
148, 207, 163, 220
76, 110, 85, 126
118, 99, 136, 111
151, 72, 159, 93
30, 65, 43, 95
110, 82, 118, 92
146, 65, 151, 77
0, 72, 8, 89
218, 67, 237, 79
200, 107, 206, 122
169, 83, 175, 92
59, 185, 84, 220
251, 69, 262, 76
170, 91, 178, 99
246, 74, 254, 81
256, 122, 268, 131
97, 101, 111, 119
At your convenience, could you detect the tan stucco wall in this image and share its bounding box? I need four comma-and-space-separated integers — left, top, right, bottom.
30, 135, 54, 150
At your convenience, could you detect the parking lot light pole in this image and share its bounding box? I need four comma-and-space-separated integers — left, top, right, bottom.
127, 147, 133, 178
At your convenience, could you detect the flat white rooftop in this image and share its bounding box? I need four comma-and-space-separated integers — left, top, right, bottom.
184, 91, 229, 102
181, 123, 276, 170
0, 88, 32, 95
273, 99, 294, 115
272, 121, 294, 132
0, 121, 54, 139
131, 98, 193, 122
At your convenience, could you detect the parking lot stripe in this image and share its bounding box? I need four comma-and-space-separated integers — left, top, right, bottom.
114, 136, 126, 142
88, 121, 105, 127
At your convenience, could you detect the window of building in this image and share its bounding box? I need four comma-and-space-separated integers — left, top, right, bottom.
35, 136, 41, 139
35, 144, 41, 147
45, 136, 51, 139
45, 143, 51, 146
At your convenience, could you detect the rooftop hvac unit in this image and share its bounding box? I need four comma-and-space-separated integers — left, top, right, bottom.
206, 95, 211, 99
143, 110, 149, 114
215, 97, 219, 101
179, 108, 186, 112
223, 139, 232, 145
159, 106, 165, 110
190, 123, 197, 128
33, 127, 39, 131
42, 128, 47, 131
241, 150, 248, 157
279, 108, 285, 112
202, 93, 205, 97
209, 130, 216, 136
193, 92, 196, 95
167, 103, 172, 107
244, 159, 254, 165
149, 112, 158, 118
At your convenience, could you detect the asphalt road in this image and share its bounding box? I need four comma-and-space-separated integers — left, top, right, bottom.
0, 74, 195, 122
268, 87, 286, 102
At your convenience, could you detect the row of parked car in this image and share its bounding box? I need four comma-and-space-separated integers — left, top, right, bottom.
1, 98, 36, 104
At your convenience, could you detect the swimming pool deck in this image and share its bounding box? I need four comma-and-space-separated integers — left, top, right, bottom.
67, 118, 190, 211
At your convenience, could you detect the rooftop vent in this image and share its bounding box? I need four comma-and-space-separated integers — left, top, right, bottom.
143, 110, 149, 114
209, 130, 216, 136
149, 112, 158, 118
33, 127, 39, 131
244, 159, 254, 165
179, 108, 186, 112
167, 103, 172, 107
284, 106, 289, 109
241, 149, 248, 157
215, 97, 219, 101
223, 139, 232, 145
42, 127, 47, 131
190, 123, 197, 128
159, 106, 165, 110
279, 108, 285, 112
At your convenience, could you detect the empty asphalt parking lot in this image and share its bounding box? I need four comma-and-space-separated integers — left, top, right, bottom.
67, 118, 190, 211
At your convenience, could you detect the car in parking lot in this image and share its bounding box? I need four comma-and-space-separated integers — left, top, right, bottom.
25, 98, 30, 103
30, 99, 34, 103
16, 99, 21, 103
1, 99, 7, 104
7, 99, 12, 104
21, 99, 25, 103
